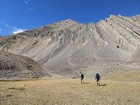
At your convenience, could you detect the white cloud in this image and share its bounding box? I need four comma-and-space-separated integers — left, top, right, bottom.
24, 0, 31, 5
1, 22, 26, 34
12, 29, 25, 34
24, 1, 28, 5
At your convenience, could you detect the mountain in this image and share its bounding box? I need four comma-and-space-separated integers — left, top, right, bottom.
0, 15, 140, 77
0, 51, 50, 80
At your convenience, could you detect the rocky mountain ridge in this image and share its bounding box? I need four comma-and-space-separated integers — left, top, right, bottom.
0, 14, 140, 77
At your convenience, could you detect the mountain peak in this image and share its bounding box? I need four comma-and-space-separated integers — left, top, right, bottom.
59, 19, 78, 24
0, 14, 140, 77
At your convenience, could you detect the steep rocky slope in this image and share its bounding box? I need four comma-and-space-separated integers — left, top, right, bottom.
0, 15, 140, 76
0, 51, 50, 80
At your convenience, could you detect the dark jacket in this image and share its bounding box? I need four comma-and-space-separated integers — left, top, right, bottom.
95, 73, 101, 81
80, 74, 84, 79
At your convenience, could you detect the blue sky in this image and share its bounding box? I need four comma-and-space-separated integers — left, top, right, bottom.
0, 0, 140, 36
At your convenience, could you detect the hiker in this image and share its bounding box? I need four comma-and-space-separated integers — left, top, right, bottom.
80, 73, 84, 84
95, 72, 101, 86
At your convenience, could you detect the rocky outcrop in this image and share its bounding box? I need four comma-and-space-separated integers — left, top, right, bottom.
0, 15, 140, 76
0, 51, 51, 80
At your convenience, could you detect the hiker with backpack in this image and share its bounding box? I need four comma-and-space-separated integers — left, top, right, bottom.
80, 72, 84, 84
95, 72, 101, 86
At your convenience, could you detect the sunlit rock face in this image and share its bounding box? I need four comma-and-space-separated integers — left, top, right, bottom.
0, 15, 140, 76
